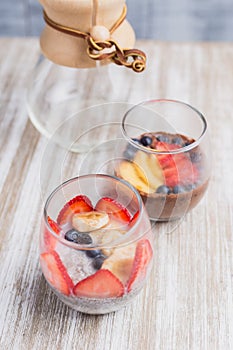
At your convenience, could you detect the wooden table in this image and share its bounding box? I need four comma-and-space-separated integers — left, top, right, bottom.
0, 38, 233, 350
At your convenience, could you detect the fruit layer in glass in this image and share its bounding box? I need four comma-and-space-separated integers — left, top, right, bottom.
116, 99, 211, 221
40, 175, 153, 314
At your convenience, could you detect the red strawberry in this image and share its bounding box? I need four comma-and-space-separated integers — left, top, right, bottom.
156, 142, 180, 169
176, 160, 199, 185
163, 167, 179, 187
164, 154, 199, 187
156, 142, 199, 187
157, 153, 175, 169
44, 216, 61, 251
156, 141, 180, 152
48, 216, 60, 234
127, 239, 153, 292
40, 251, 74, 296
128, 211, 140, 228
57, 195, 93, 225
95, 197, 131, 224
73, 269, 124, 298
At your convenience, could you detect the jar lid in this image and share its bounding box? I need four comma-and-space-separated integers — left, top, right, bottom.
39, 0, 145, 71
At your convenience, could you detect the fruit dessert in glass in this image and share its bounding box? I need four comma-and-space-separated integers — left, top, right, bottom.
40, 175, 153, 314
116, 99, 211, 221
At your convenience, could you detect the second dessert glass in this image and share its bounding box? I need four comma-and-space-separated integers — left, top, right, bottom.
40, 174, 153, 314
115, 99, 211, 221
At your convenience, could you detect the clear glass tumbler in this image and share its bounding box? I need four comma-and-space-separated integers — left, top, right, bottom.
40, 174, 153, 314
115, 99, 211, 221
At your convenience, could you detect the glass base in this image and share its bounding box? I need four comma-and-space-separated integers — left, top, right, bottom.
52, 286, 142, 315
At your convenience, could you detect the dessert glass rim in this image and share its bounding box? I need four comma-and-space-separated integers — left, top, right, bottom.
121, 98, 207, 155
43, 174, 146, 250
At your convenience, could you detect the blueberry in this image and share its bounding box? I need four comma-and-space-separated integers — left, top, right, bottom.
184, 141, 192, 147
85, 249, 101, 258
156, 185, 171, 194
65, 229, 92, 245
92, 255, 106, 270
123, 147, 137, 161
172, 137, 183, 145
190, 152, 201, 163
123, 140, 140, 161
132, 138, 141, 145
173, 185, 186, 194
156, 134, 170, 143
185, 184, 196, 191
140, 136, 152, 146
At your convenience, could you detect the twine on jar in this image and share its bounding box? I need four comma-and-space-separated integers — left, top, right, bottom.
43, 5, 146, 73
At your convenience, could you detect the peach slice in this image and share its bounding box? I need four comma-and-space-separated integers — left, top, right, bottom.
117, 161, 155, 195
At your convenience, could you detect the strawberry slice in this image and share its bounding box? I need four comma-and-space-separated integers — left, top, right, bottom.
156, 141, 180, 152
128, 211, 140, 228
156, 142, 199, 187
164, 156, 199, 187
57, 195, 93, 225
44, 216, 61, 251
156, 142, 180, 169
40, 251, 74, 296
163, 167, 179, 187
95, 197, 131, 224
48, 216, 60, 234
127, 239, 153, 292
73, 269, 124, 298
176, 160, 199, 185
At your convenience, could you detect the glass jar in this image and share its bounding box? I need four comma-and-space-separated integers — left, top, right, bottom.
115, 99, 211, 221
40, 174, 153, 314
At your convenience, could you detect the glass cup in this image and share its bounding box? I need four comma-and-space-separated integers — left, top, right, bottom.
40, 174, 153, 314
115, 99, 211, 221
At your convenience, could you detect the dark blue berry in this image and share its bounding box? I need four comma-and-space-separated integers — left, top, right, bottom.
156, 134, 170, 143
92, 255, 106, 270
132, 138, 141, 145
85, 249, 101, 258
65, 229, 92, 245
140, 136, 152, 146
190, 152, 201, 163
123, 147, 137, 161
172, 137, 183, 145
123, 139, 141, 161
184, 141, 192, 146
185, 184, 196, 191
173, 185, 186, 194
156, 185, 171, 194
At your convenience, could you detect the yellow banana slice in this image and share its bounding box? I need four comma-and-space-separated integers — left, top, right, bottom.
117, 160, 155, 194
72, 211, 109, 232
102, 244, 136, 284
134, 151, 164, 189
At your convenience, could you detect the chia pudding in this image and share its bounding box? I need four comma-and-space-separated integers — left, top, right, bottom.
40, 188, 153, 314
116, 132, 209, 221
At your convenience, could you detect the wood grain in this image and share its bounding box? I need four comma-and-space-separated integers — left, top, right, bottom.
0, 38, 233, 350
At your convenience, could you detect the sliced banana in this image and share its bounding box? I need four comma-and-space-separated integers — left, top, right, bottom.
117, 160, 155, 194
101, 229, 125, 256
134, 151, 164, 189
89, 227, 125, 256
72, 211, 109, 232
102, 244, 136, 284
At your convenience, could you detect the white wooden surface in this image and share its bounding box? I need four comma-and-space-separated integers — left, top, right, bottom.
0, 38, 233, 350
